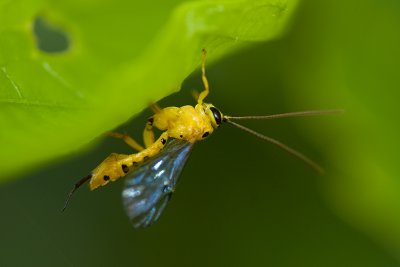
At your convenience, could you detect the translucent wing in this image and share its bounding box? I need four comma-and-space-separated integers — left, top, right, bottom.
122, 138, 195, 228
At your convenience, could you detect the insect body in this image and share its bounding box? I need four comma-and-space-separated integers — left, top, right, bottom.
63, 49, 341, 228
88, 103, 217, 191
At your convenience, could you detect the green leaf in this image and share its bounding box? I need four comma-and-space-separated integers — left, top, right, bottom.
0, 0, 298, 181
280, 0, 400, 257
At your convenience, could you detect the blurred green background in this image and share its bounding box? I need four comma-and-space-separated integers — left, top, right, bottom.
1, 0, 400, 266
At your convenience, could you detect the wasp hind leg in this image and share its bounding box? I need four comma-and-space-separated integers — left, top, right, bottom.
108, 132, 144, 152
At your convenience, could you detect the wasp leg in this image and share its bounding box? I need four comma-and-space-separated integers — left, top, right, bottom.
108, 132, 144, 152
149, 102, 162, 114
121, 132, 169, 167
143, 102, 165, 148
197, 48, 210, 104
192, 90, 200, 101
143, 116, 156, 148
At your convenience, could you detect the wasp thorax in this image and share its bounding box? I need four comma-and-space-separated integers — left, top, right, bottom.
203, 103, 223, 129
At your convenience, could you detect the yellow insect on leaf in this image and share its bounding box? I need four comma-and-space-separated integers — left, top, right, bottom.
63, 49, 342, 228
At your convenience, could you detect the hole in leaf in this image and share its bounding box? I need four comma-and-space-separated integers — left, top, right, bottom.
33, 17, 70, 53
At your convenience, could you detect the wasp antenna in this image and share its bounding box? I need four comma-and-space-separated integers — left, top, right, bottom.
61, 174, 92, 212
224, 109, 344, 121
224, 119, 325, 174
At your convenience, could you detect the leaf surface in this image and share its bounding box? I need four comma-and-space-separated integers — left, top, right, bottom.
0, 0, 298, 180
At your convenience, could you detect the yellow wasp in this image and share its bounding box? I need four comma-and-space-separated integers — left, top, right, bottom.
63, 49, 341, 228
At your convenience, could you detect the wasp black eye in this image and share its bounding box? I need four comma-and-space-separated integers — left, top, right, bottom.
210, 107, 222, 125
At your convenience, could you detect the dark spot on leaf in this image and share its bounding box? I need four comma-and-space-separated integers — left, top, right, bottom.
103, 175, 110, 181
33, 17, 70, 53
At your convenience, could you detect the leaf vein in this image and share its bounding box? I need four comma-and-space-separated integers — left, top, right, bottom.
1, 66, 23, 98
0, 98, 78, 109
